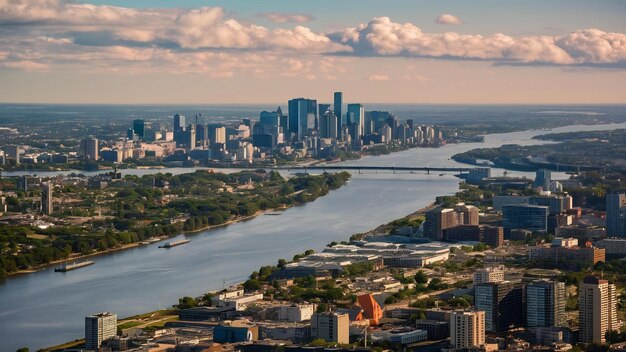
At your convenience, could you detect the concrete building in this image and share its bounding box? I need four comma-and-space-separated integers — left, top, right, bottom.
333, 92, 343, 138
41, 182, 53, 215
311, 312, 349, 344
529, 240, 605, 270
4, 145, 20, 164
579, 276, 620, 344
85, 312, 117, 350
277, 304, 315, 323
415, 320, 450, 340
474, 281, 525, 333
483, 226, 504, 248
526, 280, 566, 328
450, 311, 485, 349
606, 193, 626, 237
79, 137, 99, 161
473, 266, 505, 285
595, 238, 626, 258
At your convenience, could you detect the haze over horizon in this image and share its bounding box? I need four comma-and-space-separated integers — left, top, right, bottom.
1, 0, 625, 104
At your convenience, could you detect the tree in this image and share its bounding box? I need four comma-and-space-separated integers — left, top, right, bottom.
243, 279, 262, 292
16, 349, 29, 352
177, 296, 197, 309
414, 270, 428, 284
277, 258, 287, 268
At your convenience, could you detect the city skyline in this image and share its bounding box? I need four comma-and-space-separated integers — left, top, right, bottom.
0, 0, 625, 104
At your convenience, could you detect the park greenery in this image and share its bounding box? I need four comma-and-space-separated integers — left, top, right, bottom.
0, 170, 351, 277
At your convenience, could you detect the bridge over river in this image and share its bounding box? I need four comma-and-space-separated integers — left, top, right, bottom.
275, 165, 478, 174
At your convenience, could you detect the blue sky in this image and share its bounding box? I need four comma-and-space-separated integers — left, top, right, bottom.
0, 0, 625, 104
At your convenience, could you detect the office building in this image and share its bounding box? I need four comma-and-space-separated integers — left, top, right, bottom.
579, 276, 619, 344
4, 145, 20, 164
529, 240, 605, 269
173, 113, 185, 132
533, 169, 552, 190
209, 125, 227, 145
319, 110, 338, 139
595, 238, 626, 258
473, 266, 505, 285
474, 281, 524, 332
415, 320, 450, 340
483, 226, 504, 248
213, 320, 259, 343
606, 193, 626, 237
41, 182, 53, 215
196, 123, 208, 148
85, 312, 117, 350
79, 137, 99, 161
132, 119, 145, 139
450, 311, 485, 349
425, 208, 458, 240
288, 98, 317, 140
334, 92, 343, 137
310, 312, 349, 344
526, 280, 566, 328
347, 103, 365, 140
502, 204, 549, 232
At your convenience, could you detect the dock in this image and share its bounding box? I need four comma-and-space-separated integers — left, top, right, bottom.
158, 239, 191, 248
54, 260, 95, 272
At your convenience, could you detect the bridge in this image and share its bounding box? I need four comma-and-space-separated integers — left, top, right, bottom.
275, 165, 477, 174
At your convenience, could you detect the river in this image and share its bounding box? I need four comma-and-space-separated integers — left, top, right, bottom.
1, 122, 625, 351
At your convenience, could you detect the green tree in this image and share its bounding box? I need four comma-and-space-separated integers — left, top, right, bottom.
414, 270, 428, 284
177, 296, 197, 309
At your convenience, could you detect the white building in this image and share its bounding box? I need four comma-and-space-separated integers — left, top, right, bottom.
277, 304, 315, 322
473, 266, 505, 285
85, 312, 117, 350
450, 311, 485, 349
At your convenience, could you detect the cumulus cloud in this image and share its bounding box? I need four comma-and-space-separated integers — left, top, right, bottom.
335, 17, 626, 66
258, 12, 314, 24
0, 0, 625, 75
435, 14, 461, 25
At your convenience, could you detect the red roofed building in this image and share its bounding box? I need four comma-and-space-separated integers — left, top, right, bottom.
358, 294, 383, 325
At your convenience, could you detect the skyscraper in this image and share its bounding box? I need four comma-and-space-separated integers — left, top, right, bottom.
288, 98, 317, 140
319, 110, 338, 139
41, 182, 53, 215
606, 193, 626, 237
579, 276, 619, 344
450, 311, 485, 349
346, 103, 365, 140
526, 280, 566, 328
85, 312, 117, 350
79, 137, 99, 161
474, 281, 525, 333
132, 119, 145, 139
173, 114, 185, 132
333, 92, 343, 137
4, 145, 20, 164
533, 169, 552, 190
502, 204, 549, 232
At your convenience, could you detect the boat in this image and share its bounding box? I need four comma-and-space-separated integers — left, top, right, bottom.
265, 212, 282, 216
158, 239, 191, 248
55, 260, 95, 272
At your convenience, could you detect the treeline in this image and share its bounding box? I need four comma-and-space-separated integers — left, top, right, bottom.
0, 171, 351, 277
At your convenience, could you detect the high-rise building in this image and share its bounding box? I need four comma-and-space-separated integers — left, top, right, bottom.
311, 312, 349, 344
196, 123, 208, 148
579, 276, 619, 344
347, 103, 365, 140
533, 169, 552, 190
79, 137, 99, 161
450, 311, 485, 349
425, 208, 458, 240
482, 226, 504, 248
288, 98, 317, 140
41, 182, 53, 215
208, 124, 227, 145
526, 280, 566, 328
474, 281, 525, 332
174, 114, 185, 132
606, 193, 626, 237
502, 204, 549, 232
132, 119, 145, 139
319, 110, 338, 139
85, 312, 117, 350
4, 145, 20, 164
333, 92, 343, 137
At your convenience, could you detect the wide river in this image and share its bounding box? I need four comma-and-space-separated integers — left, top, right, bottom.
1, 122, 625, 351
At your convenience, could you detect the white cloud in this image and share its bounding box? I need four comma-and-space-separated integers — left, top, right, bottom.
368, 74, 389, 81
435, 14, 461, 25
258, 12, 314, 24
